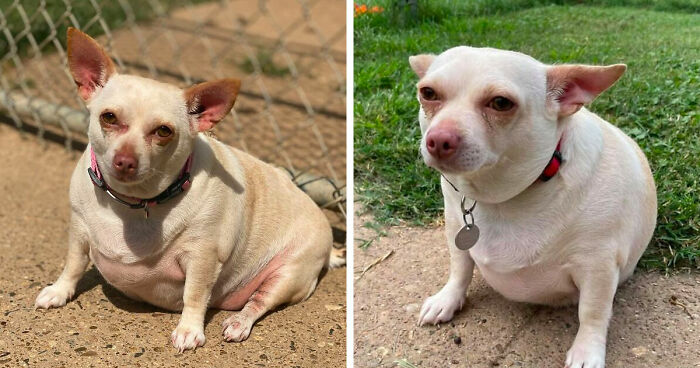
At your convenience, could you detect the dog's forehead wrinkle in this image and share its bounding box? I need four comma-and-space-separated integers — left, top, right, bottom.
101, 75, 183, 108
94, 75, 188, 129
440, 45, 542, 65
429, 47, 546, 94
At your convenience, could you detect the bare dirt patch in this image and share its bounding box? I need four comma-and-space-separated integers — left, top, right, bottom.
354, 213, 700, 368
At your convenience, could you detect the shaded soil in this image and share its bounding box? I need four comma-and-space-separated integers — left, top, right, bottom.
0, 123, 346, 367
353, 213, 700, 368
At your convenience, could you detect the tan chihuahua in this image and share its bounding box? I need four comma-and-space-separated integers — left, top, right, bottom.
410, 47, 656, 368
35, 28, 343, 352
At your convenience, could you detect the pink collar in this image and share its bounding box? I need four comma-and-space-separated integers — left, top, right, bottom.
88, 147, 193, 217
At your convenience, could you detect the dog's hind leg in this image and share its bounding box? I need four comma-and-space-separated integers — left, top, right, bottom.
221, 259, 322, 342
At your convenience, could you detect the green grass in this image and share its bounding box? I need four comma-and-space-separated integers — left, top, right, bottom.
239, 50, 291, 77
0, 0, 210, 58
354, 0, 700, 272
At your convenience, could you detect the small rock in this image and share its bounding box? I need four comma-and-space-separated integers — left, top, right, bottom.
631, 346, 648, 357
403, 303, 420, 313
324, 304, 343, 311
453, 336, 462, 345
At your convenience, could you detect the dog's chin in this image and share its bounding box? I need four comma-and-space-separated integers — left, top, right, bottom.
107, 171, 151, 186
422, 154, 482, 175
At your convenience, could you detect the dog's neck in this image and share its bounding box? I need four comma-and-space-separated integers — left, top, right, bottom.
452, 111, 603, 210
444, 136, 564, 201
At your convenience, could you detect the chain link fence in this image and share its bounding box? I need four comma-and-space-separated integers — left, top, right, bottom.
0, 0, 346, 242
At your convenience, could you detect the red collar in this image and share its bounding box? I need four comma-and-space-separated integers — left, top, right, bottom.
87, 147, 193, 216
539, 139, 563, 182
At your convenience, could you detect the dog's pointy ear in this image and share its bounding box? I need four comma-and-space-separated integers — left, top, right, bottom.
184, 79, 241, 132
409, 54, 436, 79
66, 27, 117, 101
546, 64, 626, 118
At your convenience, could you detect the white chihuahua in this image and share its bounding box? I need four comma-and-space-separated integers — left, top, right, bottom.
409, 47, 656, 368
35, 28, 343, 352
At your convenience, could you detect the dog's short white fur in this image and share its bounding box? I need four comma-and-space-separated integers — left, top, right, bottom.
35, 28, 343, 352
409, 47, 656, 368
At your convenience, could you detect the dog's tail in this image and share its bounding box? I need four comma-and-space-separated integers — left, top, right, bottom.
327, 247, 346, 269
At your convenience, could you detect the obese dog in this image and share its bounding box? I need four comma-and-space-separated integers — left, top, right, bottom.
35, 28, 343, 352
409, 46, 656, 367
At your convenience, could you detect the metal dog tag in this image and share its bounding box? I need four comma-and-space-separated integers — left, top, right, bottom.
455, 224, 479, 250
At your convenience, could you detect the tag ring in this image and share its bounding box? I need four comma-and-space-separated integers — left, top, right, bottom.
460, 195, 476, 227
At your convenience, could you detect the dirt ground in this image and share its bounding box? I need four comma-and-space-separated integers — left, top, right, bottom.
354, 214, 700, 368
0, 124, 346, 367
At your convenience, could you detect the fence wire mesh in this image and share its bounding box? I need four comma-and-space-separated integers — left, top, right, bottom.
0, 0, 346, 240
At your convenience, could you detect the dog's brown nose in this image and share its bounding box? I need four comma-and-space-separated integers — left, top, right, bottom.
426, 128, 460, 159
112, 152, 138, 179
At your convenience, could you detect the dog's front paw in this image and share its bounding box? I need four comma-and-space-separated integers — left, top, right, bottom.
35, 284, 74, 309
171, 324, 206, 352
565, 340, 606, 368
418, 286, 466, 326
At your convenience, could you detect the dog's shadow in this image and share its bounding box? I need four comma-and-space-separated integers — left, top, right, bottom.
73, 264, 333, 327
73, 266, 223, 325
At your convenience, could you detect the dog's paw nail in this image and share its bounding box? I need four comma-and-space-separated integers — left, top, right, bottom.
565, 340, 605, 368
222, 315, 253, 343
418, 289, 465, 326
171, 325, 205, 352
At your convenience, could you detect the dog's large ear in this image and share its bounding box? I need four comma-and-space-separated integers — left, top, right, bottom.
546, 64, 626, 118
184, 79, 241, 132
66, 27, 116, 101
409, 54, 436, 79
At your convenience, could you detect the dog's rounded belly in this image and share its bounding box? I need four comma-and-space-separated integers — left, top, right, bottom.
89, 246, 292, 312
90, 248, 187, 310
476, 262, 579, 306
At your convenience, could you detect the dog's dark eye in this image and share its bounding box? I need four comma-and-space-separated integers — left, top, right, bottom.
100, 112, 117, 125
420, 87, 438, 101
488, 96, 515, 111
155, 125, 173, 138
